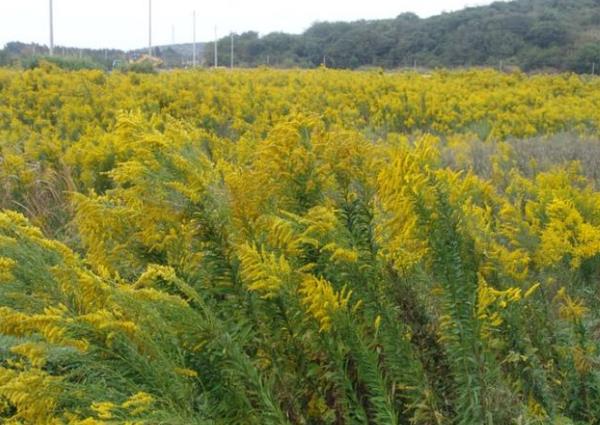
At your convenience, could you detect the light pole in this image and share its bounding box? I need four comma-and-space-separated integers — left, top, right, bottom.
192, 11, 197, 67
230, 32, 234, 69
214, 26, 218, 68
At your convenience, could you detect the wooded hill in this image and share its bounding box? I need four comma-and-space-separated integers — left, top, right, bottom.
206, 0, 600, 72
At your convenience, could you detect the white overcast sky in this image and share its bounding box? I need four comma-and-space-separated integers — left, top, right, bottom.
1, 0, 498, 50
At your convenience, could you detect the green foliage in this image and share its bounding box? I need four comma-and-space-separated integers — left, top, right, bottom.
24, 56, 105, 71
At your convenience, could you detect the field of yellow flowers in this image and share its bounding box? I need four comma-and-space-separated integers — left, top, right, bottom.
2, 63, 600, 424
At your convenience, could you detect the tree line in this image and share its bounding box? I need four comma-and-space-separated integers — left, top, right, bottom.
205, 0, 600, 73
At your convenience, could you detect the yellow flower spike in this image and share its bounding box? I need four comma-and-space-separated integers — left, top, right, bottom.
10, 343, 48, 368
238, 243, 292, 299
91, 401, 116, 420
536, 198, 600, 270
0, 257, 16, 282
0, 367, 62, 422
299, 275, 349, 332
174, 368, 199, 378
477, 274, 522, 336
329, 247, 359, 263
375, 138, 439, 271
121, 392, 154, 415
524, 283, 541, 299
80, 309, 139, 339
374, 315, 382, 332
527, 395, 548, 419
558, 293, 589, 322
352, 299, 364, 313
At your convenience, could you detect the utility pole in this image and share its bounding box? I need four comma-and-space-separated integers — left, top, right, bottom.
148, 0, 152, 57
214, 26, 218, 68
593, 62, 596, 76
229, 0, 235, 69
49, 0, 54, 56
230, 32, 234, 69
192, 11, 197, 67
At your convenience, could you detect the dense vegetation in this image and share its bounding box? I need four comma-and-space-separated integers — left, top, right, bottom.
204, 0, 600, 72
0, 42, 125, 71
2, 65, 600, 423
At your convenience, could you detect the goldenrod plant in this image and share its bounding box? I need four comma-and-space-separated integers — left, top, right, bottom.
1, 64, 600, 423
